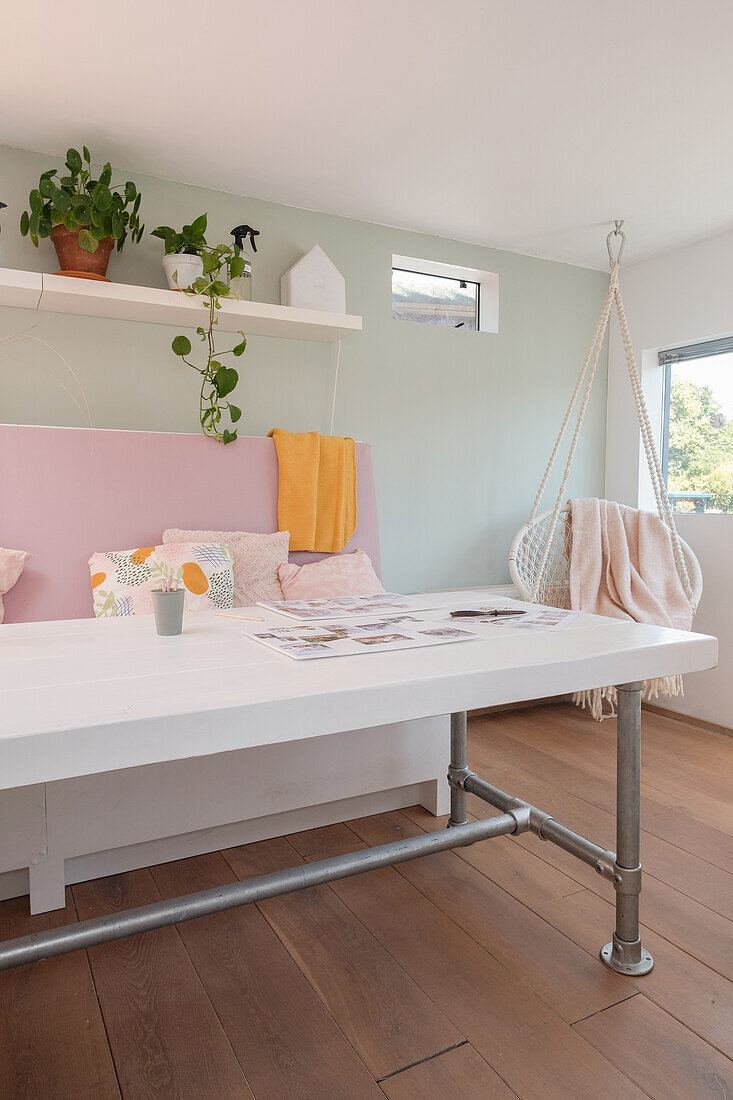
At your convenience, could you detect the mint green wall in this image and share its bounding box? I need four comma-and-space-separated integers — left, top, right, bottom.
0, 144, 609, 591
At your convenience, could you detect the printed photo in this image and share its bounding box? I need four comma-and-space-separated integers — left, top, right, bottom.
356, 633, 411, 646
280, 642, 331, 655
346, 619, 392, 633
421, 628, 474, 639
304, 633, 343, 643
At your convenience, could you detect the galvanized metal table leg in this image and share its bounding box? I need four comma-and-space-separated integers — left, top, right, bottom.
601, 682, 654, 975
448, 712, 469, 827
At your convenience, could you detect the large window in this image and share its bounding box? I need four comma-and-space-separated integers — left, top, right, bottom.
661, 337, 733, 514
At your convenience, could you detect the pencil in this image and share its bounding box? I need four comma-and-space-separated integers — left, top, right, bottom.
213, 611, 264, 622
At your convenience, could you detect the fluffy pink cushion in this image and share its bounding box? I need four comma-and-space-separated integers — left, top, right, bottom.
163, 529, 289, 607
278, 549, 384, 599
0, 548, 32, 624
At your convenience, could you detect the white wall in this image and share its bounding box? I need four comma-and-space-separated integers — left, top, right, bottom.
606, 231, 733, 729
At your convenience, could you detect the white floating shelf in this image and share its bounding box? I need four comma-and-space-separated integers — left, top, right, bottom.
0, 267, 362, 343
0, 267, 42, 309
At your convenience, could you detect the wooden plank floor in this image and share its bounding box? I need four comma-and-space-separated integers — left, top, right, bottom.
0, 704, 731, 1098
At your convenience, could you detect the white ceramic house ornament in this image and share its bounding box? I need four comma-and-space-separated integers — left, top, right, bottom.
280, 245, 346, 313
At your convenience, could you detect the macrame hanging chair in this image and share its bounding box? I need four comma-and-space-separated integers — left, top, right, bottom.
508, 223, 703, 714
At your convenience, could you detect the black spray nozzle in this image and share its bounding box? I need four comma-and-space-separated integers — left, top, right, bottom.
231, 224, 260, 252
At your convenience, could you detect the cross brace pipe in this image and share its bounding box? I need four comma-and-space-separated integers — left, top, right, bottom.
0, 809, 519, 971
458, 772, 619, 882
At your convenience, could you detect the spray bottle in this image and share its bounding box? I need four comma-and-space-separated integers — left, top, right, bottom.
229, 224, 260, 301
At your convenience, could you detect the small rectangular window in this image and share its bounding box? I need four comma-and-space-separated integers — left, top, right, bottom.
392, 267, 479, 330
660, 337, 733, 514
391, 254, 499, 333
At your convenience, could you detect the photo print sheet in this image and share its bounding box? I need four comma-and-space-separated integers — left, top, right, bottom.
257, 592, 440, 621
248, 615, 479, 659
443, 605, 583, 631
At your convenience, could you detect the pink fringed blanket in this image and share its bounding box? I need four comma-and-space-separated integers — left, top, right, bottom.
568, 499, 692, 717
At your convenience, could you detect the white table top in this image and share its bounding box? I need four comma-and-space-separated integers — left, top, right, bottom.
0, 589, 717, 791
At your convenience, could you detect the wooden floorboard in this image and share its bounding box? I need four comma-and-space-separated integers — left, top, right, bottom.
220, 831, 460, 1082
150, 851, 382, 1099
573, 994, 733, 1100
1, 704, 730, 1099
0, 889, 120, 1100
72, 869, 254, 1099
379, 1042, 517, 1099
221, 834, 463, 1081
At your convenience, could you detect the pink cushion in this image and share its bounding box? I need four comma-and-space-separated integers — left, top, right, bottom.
278, 549, 385, 599
88, 542, 234, 617
0, 548, 31, 624
163, 528, 288, 607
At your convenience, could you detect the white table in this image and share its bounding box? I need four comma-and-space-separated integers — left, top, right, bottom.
0, 591, 717, 975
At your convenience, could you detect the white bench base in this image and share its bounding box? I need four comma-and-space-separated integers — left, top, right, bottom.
0, 716, 450, 914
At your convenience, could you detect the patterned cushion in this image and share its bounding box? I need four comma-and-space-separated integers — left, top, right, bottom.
89, 542, 234, 618
278, 549, 384, 599
162, 528, 289, 607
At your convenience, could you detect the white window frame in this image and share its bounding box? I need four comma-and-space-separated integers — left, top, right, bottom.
392, 254, 499, 334
658, 334, 733, 515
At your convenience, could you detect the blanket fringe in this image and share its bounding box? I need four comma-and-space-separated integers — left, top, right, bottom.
572, 676, 684, 722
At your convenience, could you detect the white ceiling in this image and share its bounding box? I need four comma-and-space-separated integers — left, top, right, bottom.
2, 1, 732, 269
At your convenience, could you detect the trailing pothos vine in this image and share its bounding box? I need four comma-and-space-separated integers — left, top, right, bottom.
171, 242, 247, 444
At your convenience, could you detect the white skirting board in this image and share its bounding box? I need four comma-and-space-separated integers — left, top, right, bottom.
0, 716, 451, 913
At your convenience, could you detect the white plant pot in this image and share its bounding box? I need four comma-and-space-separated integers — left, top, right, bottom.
162, 253, 204, 291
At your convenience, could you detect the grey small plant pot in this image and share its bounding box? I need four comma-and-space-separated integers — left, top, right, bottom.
151, 588, 185, 636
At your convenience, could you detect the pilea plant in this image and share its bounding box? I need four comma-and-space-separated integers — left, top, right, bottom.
20, 146, 143, 252
170, 240, 247, 444
151, 214, 208, 255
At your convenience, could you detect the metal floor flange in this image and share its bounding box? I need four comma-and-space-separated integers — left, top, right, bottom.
0, 683, 653, 975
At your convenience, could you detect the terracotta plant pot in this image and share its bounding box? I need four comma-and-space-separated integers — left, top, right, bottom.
50, 224, 115, 281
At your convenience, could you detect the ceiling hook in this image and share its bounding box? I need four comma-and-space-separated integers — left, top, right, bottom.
606, 219, 626, 266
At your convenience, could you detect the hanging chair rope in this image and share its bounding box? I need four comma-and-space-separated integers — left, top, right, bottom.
528, 235, 694, 608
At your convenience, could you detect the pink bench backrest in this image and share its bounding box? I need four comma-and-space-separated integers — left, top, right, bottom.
0, 425, 381, 623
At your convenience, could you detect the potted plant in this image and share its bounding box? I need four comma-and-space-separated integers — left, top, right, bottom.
151, 214, 209, 290
20, 147, 143, 280
150, 571, 185, 636
169, 241, 247, 444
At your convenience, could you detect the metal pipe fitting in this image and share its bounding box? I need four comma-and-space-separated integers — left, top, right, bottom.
447, 765, 476, 790
594, 849, 618, 881
611, 862, 642, 896
507, 804, 532, 835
